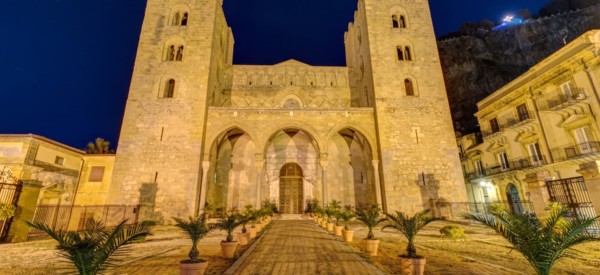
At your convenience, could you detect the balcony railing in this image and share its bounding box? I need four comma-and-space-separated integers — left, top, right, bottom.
552, 141, 600, 162
502, 113, 535, 129
464, 156, 547, 178
540, 89, 587, 111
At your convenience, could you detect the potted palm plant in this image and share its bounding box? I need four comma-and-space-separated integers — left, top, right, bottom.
466, 204, 600, 275
325, 200, 341, 233
355, 204, 384, 256
173, 215, 214, 275
339, 205, 356, 241
382, 209, 440, 275
237, 205, 255, 245
214, 210, 243, 258
27, 219, 153, 275
305, 198, 319, 218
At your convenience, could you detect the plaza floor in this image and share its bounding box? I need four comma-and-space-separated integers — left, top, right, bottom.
225, 218, 384, 275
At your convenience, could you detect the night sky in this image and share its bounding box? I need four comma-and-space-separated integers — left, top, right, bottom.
0, 0, 548, 149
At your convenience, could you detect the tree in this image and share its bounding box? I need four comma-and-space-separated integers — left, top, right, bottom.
26, 219, 152, 275
466, 205, 600, 275
382, 210, 440, 258
173, 215, 215, 263
355, 204, 383, 239
85, 138, 114, 154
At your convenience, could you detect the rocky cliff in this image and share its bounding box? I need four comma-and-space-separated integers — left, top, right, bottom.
439, 4, 600, 135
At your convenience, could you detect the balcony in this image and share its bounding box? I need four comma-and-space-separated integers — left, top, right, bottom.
551, 141, 600, 162
540, 89, 587, 111
502, 113, 535, 129
465, 156, 548, 178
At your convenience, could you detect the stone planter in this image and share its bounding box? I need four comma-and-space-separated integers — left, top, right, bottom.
179, 261, 208, 275
237, 232, 249, 246
342, 229, 354, 242
248, 228, 257, 239
220, 241, 238, 258
334, 226, 343, 236
326, 222, 334, 232
362, 239, 380, 256
320, 221, 327, 228
399, 256, 426, 275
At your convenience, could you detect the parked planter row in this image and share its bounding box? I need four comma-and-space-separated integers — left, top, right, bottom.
177, 210, 273, 275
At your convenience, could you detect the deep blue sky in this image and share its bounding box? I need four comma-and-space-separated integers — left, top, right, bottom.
0, 0, 548, 149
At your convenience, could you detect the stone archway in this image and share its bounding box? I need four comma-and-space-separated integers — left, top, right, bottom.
279, 163, 304, 214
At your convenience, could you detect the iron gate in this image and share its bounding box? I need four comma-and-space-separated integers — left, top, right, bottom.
0, 182, 22, 242
546, 177, 600, 233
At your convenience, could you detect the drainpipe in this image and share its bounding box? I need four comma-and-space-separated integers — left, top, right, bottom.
65, 157, 85, 231
530, 87, 555, 164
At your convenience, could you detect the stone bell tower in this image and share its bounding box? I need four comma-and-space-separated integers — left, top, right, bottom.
107, 0, 233, 220
345, 0, 467, 212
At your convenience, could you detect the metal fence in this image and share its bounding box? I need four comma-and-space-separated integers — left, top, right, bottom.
547, 177, 600, 234
0, 182, 22, 242
28, 204, 140, 239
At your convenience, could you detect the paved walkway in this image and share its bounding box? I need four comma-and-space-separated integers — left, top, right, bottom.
225, 219, 385, 275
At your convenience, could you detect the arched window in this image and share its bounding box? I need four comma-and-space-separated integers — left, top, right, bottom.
392, 15, 399, 28
181, 13, 188, 26
405, 79, 415, 96
172, 13, 181, 26
397, 46, 404, 61
164, 79, 175, 98
176, 45, 184, 61
400, 15, 407, 28
404, 46, 412, 61
166, 45, 175, 61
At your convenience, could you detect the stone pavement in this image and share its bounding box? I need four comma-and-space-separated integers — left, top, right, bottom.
225, 219, 385, 275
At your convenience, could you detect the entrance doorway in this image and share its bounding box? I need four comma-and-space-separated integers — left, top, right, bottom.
279, 163, 303, 214
506, 183, 523, 215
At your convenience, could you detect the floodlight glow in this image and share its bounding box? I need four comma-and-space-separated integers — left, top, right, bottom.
503, 15, 514, 23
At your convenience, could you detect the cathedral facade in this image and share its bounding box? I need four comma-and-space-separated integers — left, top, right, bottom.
106, 0, 467, 220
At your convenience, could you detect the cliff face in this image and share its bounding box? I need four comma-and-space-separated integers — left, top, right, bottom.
439, 5, 600, 135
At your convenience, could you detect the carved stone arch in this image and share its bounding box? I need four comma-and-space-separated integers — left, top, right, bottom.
325, 124, 377, 158
205, 125, 258, 161
158, 75, 179, 98
280, 93, 305, 109
262, 125, 324, 157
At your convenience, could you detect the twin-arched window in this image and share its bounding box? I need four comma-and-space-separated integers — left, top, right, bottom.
165, 44, 185, 61
172, 12, 189, 26
396, 46, 412, 61
392, 15, 407, 29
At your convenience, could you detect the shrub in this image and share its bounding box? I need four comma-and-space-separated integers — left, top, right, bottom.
0, 203, 16, 219
440, 224, 465, 239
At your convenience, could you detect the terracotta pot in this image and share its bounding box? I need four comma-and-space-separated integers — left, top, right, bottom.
179, 261, 208, 275
334, 226, 343, 236
254, 223, 262, 231
316, 217, 322, 224
220, 241, 238, 258
342, 229, 354, 242
326, 222, 334, 232
320, 221, 327, 228
399, 256, 426, 275
363, 239, 380, 256
237, 232, 249, 246
248, 228, 257, 239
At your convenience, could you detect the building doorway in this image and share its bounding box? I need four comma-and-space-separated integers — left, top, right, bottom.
279, 163, 303, 214
506, 183, 523, 215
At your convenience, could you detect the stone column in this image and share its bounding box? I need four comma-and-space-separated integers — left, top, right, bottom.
372, 159, 383, 206
577, 161, 600, 214
8, 180, 43, 243
198, 161, 211, 212
320, 153, 329, 204
524, 172, 551, 217
255, 154, 265, 208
